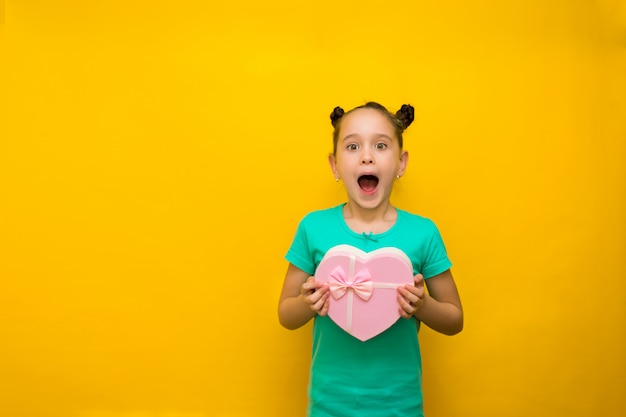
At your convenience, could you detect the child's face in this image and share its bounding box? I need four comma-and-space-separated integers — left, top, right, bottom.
329, 108, 408, 212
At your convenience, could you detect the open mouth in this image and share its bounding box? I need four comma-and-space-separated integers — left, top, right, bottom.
358, 175, 379, 192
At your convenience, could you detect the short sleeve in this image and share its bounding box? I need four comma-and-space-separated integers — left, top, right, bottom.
421, 221, 452, 279
285, 216, 315, 276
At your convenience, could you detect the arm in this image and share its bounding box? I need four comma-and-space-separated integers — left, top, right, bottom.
278, 263, 330, 330
398, 269, 463, 336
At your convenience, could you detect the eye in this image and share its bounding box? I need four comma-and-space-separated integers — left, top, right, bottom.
346, 143, 359, 151
374, 142, 388, 150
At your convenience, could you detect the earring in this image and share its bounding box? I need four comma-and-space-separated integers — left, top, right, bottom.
335, 177, 340, 183
396, 175, 401, 180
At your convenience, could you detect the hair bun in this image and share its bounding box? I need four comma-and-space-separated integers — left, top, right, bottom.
330, 106, 345, 127
396, 104, 415, 129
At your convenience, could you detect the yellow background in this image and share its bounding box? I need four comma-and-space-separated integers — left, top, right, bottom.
1, 1, 625, 416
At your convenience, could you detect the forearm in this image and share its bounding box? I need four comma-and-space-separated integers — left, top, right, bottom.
414, 294, 463, 335
278, 295, 317, 330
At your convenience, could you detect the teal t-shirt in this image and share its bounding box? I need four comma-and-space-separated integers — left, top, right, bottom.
285, 204, 452, 417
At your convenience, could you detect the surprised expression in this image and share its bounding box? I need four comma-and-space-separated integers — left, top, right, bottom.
329, 108, 408, 210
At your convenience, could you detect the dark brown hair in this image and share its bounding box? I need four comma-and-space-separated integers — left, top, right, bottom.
330, 102, 414, 155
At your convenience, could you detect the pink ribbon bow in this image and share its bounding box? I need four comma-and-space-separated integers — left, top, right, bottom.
328, 265, 373, 301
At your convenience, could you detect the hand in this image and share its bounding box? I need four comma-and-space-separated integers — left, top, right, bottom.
300, 276, 330, 316
397, 273, 425, 318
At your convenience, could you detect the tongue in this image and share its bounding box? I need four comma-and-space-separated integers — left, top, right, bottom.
358, 176, 378, 192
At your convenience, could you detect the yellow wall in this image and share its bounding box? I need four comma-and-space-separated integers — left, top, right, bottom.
1, 1, 625, 416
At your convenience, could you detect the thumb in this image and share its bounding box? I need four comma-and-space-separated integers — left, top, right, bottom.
414, 273, 424, 287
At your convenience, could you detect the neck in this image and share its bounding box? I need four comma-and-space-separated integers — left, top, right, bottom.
343, 201, 397, 234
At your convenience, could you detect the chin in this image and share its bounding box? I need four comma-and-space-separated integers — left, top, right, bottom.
351, 196, 386, 211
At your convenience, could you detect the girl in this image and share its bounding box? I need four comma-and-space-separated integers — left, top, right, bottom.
278, 102, 463, 417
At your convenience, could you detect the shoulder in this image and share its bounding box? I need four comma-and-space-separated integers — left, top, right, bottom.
299, 205, 342, 225
396, 208, 439, 231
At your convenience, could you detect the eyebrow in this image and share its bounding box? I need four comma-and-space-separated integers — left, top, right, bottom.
341, 133, 394, 142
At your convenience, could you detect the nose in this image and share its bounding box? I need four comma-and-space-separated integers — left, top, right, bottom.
360, 149, 374, 165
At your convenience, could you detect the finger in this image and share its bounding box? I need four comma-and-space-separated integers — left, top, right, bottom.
302, 278, 325, 299
398, 285, 421, 304
397, 293, 415, 318
312, 291, 330, 313
302, 278, 322, 291
318, 296, 331, 317
414, 273, 424, 287
398, 305, 412, 319
308, 285, 328, 304
408, 277, 425, 294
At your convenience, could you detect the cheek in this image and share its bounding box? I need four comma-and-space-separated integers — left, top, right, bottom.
335, 154, 354, 168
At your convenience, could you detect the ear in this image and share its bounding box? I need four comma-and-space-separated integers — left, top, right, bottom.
328, 153, 340, 180
397, 150, 409, 177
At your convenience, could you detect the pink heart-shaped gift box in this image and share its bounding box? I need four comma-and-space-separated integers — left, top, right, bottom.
315, 244, 414, 342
